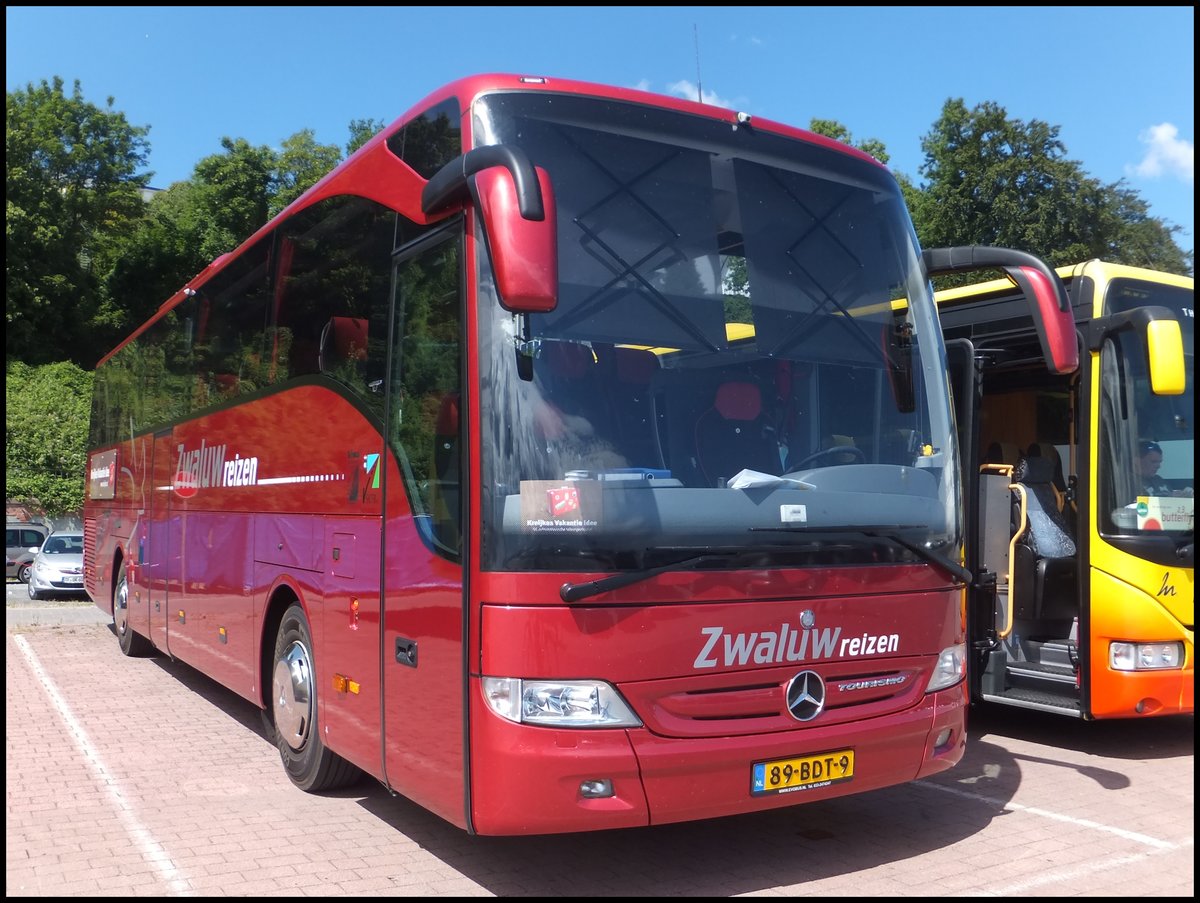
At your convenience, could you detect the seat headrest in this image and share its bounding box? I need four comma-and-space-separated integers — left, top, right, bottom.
613, 346, 658, 384
1014, 455, 1056, 485
714, 382, 762, 421
542, 342, 593, 379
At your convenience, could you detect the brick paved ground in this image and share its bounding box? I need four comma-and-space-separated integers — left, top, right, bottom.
6, 605, 1194, 897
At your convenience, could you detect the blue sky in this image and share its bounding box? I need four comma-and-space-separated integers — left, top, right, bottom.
7, 6, 1194, 256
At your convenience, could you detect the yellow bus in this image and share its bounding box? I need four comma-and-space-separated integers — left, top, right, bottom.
939, 259, 1193, 719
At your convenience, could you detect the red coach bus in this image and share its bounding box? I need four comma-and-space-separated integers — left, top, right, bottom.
83, 74, 1075, 835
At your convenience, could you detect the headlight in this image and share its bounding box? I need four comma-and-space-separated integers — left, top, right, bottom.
925, 643, 967, 692
1110, 642, 1183, 671
482, 677, 642, 727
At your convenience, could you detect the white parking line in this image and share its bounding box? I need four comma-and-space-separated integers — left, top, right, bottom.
918, 780, 1189, 895
920, 780, 1179, 849
13, 634, 195, 896
962, 842, 1194, 897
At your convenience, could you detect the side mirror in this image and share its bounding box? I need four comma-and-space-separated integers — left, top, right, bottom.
923, 246, 1078, 375
471, 165, 558, 313
422, 144, 558, 314
1088, 306, 1186, 396
1145, 318, 1185, 395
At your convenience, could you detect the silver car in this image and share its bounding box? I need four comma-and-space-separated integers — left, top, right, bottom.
27, 532, 86, 600
7, 521, 50, 583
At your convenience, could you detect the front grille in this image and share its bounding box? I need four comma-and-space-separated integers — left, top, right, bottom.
621, 658, 929, 739
83, 517, 97, 594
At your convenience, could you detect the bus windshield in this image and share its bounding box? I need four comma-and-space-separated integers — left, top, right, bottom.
473, 92, 959, 573
1100, 279, 1195, 536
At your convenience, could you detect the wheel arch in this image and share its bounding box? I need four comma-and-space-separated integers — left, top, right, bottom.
257, 578, 305, 709
107, 546, 125, 617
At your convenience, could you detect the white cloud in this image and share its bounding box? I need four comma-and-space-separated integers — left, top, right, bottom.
1128, 123, 1194, 186
666, 79, 735, 110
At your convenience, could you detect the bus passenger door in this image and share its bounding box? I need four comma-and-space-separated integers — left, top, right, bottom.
380, 233, 468, 828
946, 339, 995, 692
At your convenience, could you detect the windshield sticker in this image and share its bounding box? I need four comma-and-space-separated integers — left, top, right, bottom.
519, 480, 601, 533
1136, 496, 1194, 532
89, 450, 117, 500
780, 504, 807, 523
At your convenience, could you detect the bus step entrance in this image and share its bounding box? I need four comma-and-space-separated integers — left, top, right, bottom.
981, 685, 1083, 716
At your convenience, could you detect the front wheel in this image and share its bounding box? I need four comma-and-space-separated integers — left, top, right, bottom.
113, 561, 154, 657
27, 579, 40, 601
271, 602, 361, 792
17, 562, 32, 584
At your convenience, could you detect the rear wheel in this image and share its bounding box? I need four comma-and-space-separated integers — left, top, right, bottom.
17, 562, 32, 584
113, 561, 154, 657
271, 602, 361, 791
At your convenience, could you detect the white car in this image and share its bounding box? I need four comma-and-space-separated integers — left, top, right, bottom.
27, 532, 86, 600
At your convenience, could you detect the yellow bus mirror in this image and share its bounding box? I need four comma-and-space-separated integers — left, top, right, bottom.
1146, 318, 1185, 395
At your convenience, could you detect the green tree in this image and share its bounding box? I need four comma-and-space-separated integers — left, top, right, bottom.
103, 137, 278, 336
6, 77, 151, 366
98, 183, 209, 339
912, 99, 1191, 275
104, 125, 364, 334
808, 118, 890, 165
191, 136, 276, 258
270, 128, 343, 218
347, 117, 387, 155
5, 360, 93, 516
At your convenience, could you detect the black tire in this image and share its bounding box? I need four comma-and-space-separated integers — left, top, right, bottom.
270, 602, 362, 792
27, 579, 40, 601
258, 704, 278, 745
17, 562, 32, 584
113, 561, 154, 657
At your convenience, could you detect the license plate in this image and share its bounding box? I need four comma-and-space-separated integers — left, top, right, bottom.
751, 749, 854, 795
62, 575, 83, 584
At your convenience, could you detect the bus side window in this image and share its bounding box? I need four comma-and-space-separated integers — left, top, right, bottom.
392, 235, 463, 559
319, 316, 371, 389
430, 392, 461, 530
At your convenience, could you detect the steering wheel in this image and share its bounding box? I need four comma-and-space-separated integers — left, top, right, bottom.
790, 445, 866, 469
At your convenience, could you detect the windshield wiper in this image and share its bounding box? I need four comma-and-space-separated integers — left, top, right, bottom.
559, 528, 970, 602
560, 551, 740, 602
751, 524, 972, 584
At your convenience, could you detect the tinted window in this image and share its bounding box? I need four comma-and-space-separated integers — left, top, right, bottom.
390, 234, 463, 559
272, 195, 395, 420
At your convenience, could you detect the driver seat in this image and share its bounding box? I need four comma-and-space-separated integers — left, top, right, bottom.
694, 381, 779, 486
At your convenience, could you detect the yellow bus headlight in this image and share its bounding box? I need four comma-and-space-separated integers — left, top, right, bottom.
1109, 641, 1183, 671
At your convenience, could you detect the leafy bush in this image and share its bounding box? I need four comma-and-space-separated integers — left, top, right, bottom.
5, 360, 92, 516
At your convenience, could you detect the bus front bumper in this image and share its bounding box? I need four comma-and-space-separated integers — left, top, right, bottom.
467, 681, 965, 836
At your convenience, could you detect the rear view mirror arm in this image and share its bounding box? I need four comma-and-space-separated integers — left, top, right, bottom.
421, 145, 545, 221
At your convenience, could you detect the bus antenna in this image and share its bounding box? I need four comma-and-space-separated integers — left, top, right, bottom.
694, 24, 703, 103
